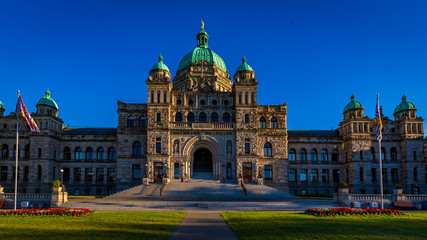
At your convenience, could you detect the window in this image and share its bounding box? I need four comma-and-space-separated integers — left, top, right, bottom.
1, 145, 8, 158
382, 168, 388, 182
259, 117, 266, 128
299, 149, 307, 161
381, 147, 386, 160
157, 91, 160, 103
199, 112, 207, 122
413, 167, 418, 181
37, 165, 42, 180
333, 169, 340, 182
244, 114, 249, 123
289, 169, 296, 182
223, 112, 231, 122
271, 117, 277, 129
188, 99, 194, 106
24, 167, 29, 181
108, 147, 116, 160
200, 99, 205, 106
359, 167, 364, 182
63, 168, 70, 181
86, 147, 94, 160
224, 100, 229, 106
75, 147, 82, 160
370, 147, 375, 160
211, 112, 218, 122
127, 116, 135, 127
226, 140, 232, 155
332, 149, 339, 162
0, 166, 7, 181
156, 138, 161, 154
322, 169, 329, 182
251, 92, 255, 104
97, 148, 104, 160
96, 168, 104, 182
38, 148, 41, 158
156, 113, 161, 122
138, 116, 146, 127
163, 91, 167, 103
176, 99, 182, 105
264, 142, 272, 157
245, 92, 248, 104
238, 93, 242, 104
133, 142, 142, 156
175, 112, 183, 122
150, 91, 154, 103
320, 149, 328, 162
264, 165, 272, 180
360, 150, 363, 160
85, 168, 93, 181
310, 149, 317, 162
212, 100, 217, 105
187, 112, 195, 122
107, 168, 116, 182
74, 168, 81, 181
413, 151, 417, 160
64, 147, 71, 160
244, 139, 250, 154
371, 168, 377, 182
390, 147, 397, 161
300, 169, 307, 182
132, 164, 141, 180
288, 149, 296, 161
310, 169, 318, 182
24, 145, 30, 158
391, 168, 398, 182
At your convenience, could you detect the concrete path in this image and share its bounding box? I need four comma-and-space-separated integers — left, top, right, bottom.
168, 211, 238, 240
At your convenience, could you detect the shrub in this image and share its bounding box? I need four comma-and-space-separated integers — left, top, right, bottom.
305, 207, 405, 217
395, 184, 402, 189
52, 180, 61, 187
339, 181, 348, 188
0, 208, 94, 217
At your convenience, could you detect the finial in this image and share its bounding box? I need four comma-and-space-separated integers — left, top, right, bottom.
201, 19, 204, 29
242, 55, 247, 63
158, 54, 163, 62
402, 94, 407, 101
350, 94, 355, 100
46, 89, 50, 96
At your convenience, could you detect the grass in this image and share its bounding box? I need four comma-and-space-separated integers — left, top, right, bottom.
0, 211, 185, 240
221, 211, 427, 240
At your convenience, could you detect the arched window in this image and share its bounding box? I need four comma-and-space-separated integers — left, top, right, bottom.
271, 117, 278, 129
299, 149, 307, 161
86, 147, 94, 160
163, 91, 167, 103
63, 147, 71, 160
187, 112, 195, 122
127, 116, 135, 127
97, 147, 105, 160
260, 117, 266, 128
150, 91, 154, 103
173, 140, 179, 154
175, 112, 182, 122
288, 149, 296, 161
1, 144, 8, 158
211, 112, 218, 122
390, 147, 397, 161
381, 147, 386, 160
226, 140, 232, 154
139, 116, 146, 127
310, 149, 317, 162
75, 147, 82, 160
157, 91, 160, 103
133, 141, 142, 156
223, 112, 231, 122
321, 149, 328, 162
199, 112, 207, 122
108, 147, 116, 160
24, 144, 30, 158
264, 143, 272, 157
370, 147, 376, 160
332, 149, 339, 162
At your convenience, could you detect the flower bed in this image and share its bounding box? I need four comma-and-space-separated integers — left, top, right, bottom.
305, 207, 404, 217
0, 208, 94, 217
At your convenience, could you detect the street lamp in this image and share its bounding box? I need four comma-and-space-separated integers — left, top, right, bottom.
60, 169, 64, 187
144, 163, 148, 178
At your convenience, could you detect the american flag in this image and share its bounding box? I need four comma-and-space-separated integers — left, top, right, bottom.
17, 93, 40, 133
374, 95, 382, 141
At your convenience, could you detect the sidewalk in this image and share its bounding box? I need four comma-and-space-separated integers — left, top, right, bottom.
168, 211, 238, 240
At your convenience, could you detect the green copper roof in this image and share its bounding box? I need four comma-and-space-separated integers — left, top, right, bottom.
394, 94, 416, 114
236, 56, 253, 72
151, 54, 170, 72
0, 100, 4, 109
343, 94, 363, 113
37, 89, 58, 109
177, 27, 227, 72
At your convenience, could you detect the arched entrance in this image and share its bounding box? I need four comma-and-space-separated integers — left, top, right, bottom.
193, 148, 213, 172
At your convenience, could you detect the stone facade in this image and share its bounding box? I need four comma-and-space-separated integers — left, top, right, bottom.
0, 24, 425, 196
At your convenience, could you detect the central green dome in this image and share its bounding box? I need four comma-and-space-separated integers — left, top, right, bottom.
177, 27, 227, 72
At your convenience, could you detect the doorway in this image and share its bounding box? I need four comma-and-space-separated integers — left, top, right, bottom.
242, 162, 252, 182
193, 148, 213, 172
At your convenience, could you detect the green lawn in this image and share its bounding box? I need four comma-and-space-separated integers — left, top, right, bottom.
0, 211, 185, 240
221, 211, 427, 240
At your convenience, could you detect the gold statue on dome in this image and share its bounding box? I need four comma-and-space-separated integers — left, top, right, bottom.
201, 19, 204, 29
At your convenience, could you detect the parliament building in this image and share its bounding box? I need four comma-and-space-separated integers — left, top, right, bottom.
0, 24, 426, 196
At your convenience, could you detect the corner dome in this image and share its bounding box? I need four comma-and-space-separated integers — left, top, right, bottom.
236, 56, 253, 72
394, 94, 416, 114
343, 94, 363, 113
177, 23, 227, 72
151, 54, 170, 72
37, 89, 58, 109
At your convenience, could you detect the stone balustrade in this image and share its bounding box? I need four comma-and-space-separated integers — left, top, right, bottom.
0, 191, 68, 208
170, 122, 235, 130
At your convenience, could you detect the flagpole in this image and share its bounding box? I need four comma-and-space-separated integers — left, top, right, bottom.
377, 95, 384, 209
14, 90, 20, 210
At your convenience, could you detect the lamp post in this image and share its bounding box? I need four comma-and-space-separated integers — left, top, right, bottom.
60, 169, 64, 187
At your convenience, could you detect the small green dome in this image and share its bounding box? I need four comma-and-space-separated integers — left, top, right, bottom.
343, 94, 363, 113
236, 56, 253, 72
394, 94, 416, 114
0, 100, 4, 109
177, 27, 227, 72
37, 89, 58, 109
151, 54, 170, 72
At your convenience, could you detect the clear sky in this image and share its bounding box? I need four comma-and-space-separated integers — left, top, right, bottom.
0, 0, 426, 132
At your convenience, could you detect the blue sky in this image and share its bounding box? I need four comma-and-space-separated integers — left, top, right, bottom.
0, 0, 426, 132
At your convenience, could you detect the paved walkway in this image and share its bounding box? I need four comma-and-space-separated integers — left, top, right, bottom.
168, 211, 238, 240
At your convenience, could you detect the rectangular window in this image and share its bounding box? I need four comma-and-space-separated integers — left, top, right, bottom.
264, 165, 272, 180
38, 148, 42, 158
360, 151, 363, 160
107, 168, 116, 182
37, 165, 42, 180
245, 93, 248, 104
322, 169, 329, 182
12, 167, 20, 181
156, 142, 161, 154
24, 166, 29, 181
382, 168, 388, 182
85, 168, 93, 181
157, 113, 161, 122
63, 168, 70, 181
96, 168, 104, 182
300, 169, 307, 182
74, 168, 81, 181
289, 169, 296, 182
371, 168, 377, 182
413, 151, 417, 160
414, 167, 418, 181
163, 92, 167, 103
359, 167, 364, 182
251, 93, 255, 104
132, 164, 141, 180
310, 169, 318, 182
245, 143, 250, 154
391, 168, 398, 182
74, 189, 79, 196
333, 169, 340, 182
244, 114, 249, 123
238, 93, 242, 104
1, 166, 8, 181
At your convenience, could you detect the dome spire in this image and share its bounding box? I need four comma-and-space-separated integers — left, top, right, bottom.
201, 19, 204, 29
197, 20, 209, 48
402, 94, 407, 101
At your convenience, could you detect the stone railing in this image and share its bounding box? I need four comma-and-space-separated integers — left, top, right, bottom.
0, 191, 68, 208
403, 194, 427, 201
349, 194, 393, 201
170, 122, 235, 130
0, 193, 51, 200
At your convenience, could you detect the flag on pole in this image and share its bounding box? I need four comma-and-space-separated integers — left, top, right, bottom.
17, 93, 40, 133
374, 95, 382, 141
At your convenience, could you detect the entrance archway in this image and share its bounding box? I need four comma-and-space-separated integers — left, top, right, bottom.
193, 148, 213, 172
